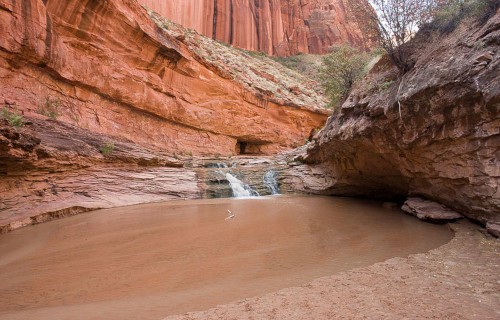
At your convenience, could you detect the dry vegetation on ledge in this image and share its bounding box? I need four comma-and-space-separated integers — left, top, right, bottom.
147, 9, 329, 112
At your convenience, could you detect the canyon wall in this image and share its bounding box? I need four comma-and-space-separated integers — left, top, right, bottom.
138, 0, 376, 56
292, 12, 500, 225
0, 117, 202, 233
0, 0, 328, 231
0, 0, 327, 157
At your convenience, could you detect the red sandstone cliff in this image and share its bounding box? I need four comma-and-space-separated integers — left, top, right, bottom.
0, 0, 328, 231
138, 0, 376, 56
0, 0, 327, 157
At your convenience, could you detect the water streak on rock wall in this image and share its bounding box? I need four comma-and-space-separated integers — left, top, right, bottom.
138, 0, 376, 56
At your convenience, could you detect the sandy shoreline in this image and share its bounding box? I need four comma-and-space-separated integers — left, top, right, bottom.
166, 221, 499, 320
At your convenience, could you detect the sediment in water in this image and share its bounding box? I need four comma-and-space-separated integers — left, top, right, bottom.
0, 196, 452, 320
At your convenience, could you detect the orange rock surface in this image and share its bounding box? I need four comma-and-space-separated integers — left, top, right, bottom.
138, 0, 376, 56
0, 0, 327, 157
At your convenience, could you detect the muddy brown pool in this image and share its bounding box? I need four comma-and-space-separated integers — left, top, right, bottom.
0, 196, 452, 320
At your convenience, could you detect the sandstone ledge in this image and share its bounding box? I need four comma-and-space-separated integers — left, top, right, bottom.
0, 117, 201, 233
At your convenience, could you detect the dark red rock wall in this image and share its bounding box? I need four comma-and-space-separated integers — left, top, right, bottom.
138, 0, 376, 56
299, 12, 500, 225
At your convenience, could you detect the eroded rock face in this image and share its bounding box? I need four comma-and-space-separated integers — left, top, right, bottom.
0, 117, 200, 233
138, 0, 376, 56
299, 12, 500, 225
0, 0, 327, 157
0, 116, 295, 233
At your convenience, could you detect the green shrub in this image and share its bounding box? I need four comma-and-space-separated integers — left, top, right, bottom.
99, 141, 115, 156
320, 45, 369, 109
1, 106, 23, 127
272, 54, 323, 82
427, 0, 499, 33
378, 80, 395, 92
37, 97, 61, 120
476, 0, 500, 24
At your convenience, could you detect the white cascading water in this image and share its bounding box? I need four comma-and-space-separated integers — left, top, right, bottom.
263, 170, 280, 195
225, 173, 259, 198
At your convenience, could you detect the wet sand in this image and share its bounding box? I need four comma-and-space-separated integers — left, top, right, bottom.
168, 221, 500, 320
0, 196, 452, 320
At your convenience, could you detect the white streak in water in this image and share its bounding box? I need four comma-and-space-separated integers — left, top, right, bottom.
263, 170, 280, 195
226, 173, 259, 198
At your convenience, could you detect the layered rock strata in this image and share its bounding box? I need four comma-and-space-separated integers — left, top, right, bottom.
0, 0, 327, 158
191, 156, 293, 199
297, 12, 500, 225
138, 0, 376, 56
0, 117, 200, 233
0, 116, 294, 233
0, 0, 330, 232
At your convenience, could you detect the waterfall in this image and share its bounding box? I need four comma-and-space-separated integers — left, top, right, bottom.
225, 173, 260, 198
208, 162, 278, 198
263, 170, 280, 195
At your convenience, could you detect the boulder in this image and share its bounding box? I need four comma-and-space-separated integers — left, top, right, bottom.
402, 198, 463, 223
486, 222, 500, 238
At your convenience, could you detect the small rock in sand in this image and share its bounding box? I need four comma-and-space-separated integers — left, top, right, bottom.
486, 222, 500, 238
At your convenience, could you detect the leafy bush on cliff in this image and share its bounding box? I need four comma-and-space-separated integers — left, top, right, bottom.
366, 0, 455, 73
99, 141, 115, 156
426, 0, 500, 33
272, 54, 323, 82
1, 106, 23, 127
37, 97, 61, 120
320, 45, 370, 109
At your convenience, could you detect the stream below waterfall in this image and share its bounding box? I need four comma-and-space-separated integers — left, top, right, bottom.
0, 195, 452, 320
